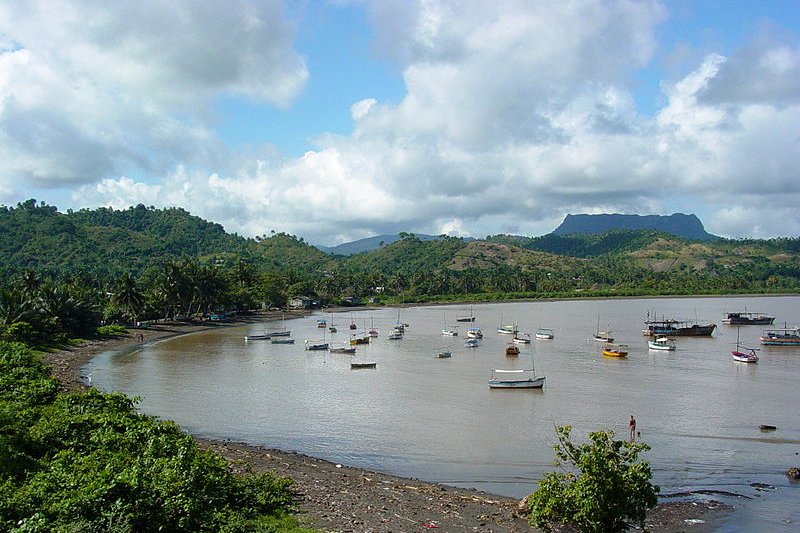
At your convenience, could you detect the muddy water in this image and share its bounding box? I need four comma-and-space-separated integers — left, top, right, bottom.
88, 296, 800, 532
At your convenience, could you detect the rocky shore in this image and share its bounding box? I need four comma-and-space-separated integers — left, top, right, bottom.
42, 313, 729, 532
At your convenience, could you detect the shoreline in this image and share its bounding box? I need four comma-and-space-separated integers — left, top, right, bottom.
42, 311, 731, 532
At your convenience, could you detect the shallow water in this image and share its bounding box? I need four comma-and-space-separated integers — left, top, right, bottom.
88, 296, 800, 531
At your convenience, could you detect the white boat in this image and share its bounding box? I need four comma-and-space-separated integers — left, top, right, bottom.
466, 327, 483, 339
464, 338, 480, 348
535, 328, 554, 340
593, 316, 614, 342
732, 327, 759, 363
388, 330, 403, 340
442, 327, 459, 336
512, 334, 531, 344
647, 337, 676, 351
489, 346, 545, 389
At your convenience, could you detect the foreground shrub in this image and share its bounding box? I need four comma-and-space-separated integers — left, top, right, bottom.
0, 341, 311, 532
528, 425, 659, 533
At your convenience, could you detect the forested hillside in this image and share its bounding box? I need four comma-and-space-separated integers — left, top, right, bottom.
0, 199, 798, 330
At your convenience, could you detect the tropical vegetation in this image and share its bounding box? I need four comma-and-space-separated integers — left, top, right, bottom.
527, 425, 659, 533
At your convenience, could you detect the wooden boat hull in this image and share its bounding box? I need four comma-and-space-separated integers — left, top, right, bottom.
350, 362, 377, 369
305, 342, 329, 351
602, 349, 628, 357
723, 313, 775, 325
330, 347, 356, 354
760, 330, 800, 345
488, 376, 545, 389
642, 323, 716, 337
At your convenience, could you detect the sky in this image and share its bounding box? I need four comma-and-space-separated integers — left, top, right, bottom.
1, 0, 799, 245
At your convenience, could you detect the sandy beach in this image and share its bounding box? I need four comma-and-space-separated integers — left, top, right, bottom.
41, 312, 729, 532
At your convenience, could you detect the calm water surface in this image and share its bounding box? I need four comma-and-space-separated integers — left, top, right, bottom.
88, 296, 800, 532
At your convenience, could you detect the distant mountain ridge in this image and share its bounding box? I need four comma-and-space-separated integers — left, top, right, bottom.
553, 213, 717, 241
317, 233, 473, 255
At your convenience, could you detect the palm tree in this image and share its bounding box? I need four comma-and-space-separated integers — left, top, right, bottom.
111, 273, 145, 324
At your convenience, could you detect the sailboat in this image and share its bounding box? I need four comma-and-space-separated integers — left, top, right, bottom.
592, 316, 614, 342
350, 350, 377, 369
368, 316, 378, 337
489, 345, 545, 389
732, 327, 759, 363
270, 314, 291, 337
456, 305, 475, 322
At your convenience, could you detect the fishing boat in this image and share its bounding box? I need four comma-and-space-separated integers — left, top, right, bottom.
270, 338, 295, 345
642, 316, 716, 337
647, 337, 676, 351
464, 338, 480, 348
592, 316, 614, 342
466, 327, 483, 339
759, 327, 800, 346
304, 339, 329, 351
244, 333, 272, 341
505, 343, 520, 356
316, 318, 327, 328
722, 312, 775, 326
732, 327, 759, 362
602, 344, 628, 357
513, 333, 531, 344
535, 328, 554, 340
488, 346, 545, 389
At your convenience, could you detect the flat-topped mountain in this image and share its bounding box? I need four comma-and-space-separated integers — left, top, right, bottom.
553, 213, 717, 241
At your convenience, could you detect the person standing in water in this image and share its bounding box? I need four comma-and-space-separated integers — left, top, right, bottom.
629, 415, 636, 441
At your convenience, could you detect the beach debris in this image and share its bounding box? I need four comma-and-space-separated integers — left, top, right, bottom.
786, 467, 800, 480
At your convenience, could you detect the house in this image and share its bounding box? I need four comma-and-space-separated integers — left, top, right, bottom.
288, 296, 319, 309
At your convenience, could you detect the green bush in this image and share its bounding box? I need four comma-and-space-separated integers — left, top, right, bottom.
95, 324, 127, 337
528, 425, 659, 533
0, 342, 312, 533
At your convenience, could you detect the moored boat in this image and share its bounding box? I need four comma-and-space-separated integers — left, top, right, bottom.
732, 327, 759, 362
722, 312, 775, 325
512, 334, 531, 344
759, 327, 800, 346
535, 328, 554, 340
304, 340, 329, 351
505, 343, 520, 356
270, 338, 295, 344
349, 333, 370, 345
647, 337, 676, 351
466, 327, 483, 339
464, 338, 480, 348
602, 344, 628, 357
244, 333, 272, 341
489, 346, 545, 389
642, 318, 716, 337
497, 323, 518, 335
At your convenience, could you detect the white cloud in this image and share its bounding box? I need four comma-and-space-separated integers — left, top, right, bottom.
6, 1, 800, 243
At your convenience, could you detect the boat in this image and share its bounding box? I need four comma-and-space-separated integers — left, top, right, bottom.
732, 327, 759, 362
642, 316, 716, 337
466, 327, 483, 339
350, 361, 377, 369
244, 333, 272, 341
368, 317, 378, 337
329, 325, 337, 333
464, 338, 480, 348
512, 334, 531, 344
602, 344, 628, 357
329, 345, 356, 354
722, 312, 775, 326
304, 340, 329, 351
270, 330, 291, 337
497, 322, 518, 335
442, 326, 459, 336
349, 316, 357, 330
437, 346, 453, 358
488, 346, 545, 389
505, 343, 520, 356
592, 316, 614, 342
270, 338, 295, 345
350, 353, 376, 369
456, 306, 475, 322
759, 327, 800, 346
535, 328, 554, 340
349, 333, 370, 345
647, 337, 676, 351
387, 327, 403, 340
316, 318, 327, 328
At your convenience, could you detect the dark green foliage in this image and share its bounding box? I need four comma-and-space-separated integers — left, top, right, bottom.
528, 425, 659, 533
0, 341, 311, 533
